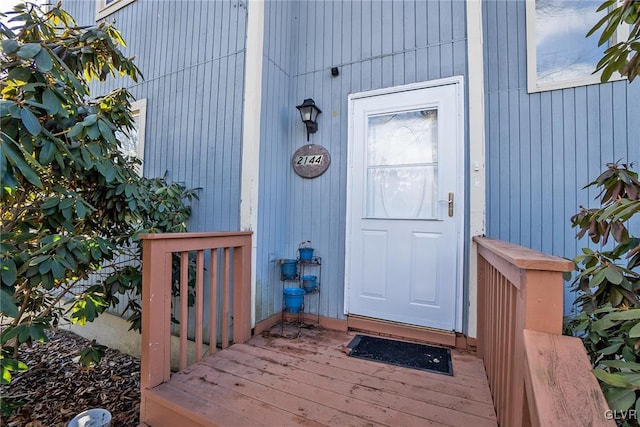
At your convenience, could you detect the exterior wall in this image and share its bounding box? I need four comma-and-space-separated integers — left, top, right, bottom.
62, 0, 475, 329
256, 0, 469, 323
62, 0, 248, 233
56, 0, 640, 333
255, 0, 297, 321
482, 0, 640, 315
62, 1, 247, 333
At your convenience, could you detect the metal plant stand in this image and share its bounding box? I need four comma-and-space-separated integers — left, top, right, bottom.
279, 256, 322, 337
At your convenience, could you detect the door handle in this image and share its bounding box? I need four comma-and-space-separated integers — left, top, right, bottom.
448, 193, 454, 217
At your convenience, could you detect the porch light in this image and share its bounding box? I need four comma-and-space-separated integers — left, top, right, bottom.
296, 98, 322, 141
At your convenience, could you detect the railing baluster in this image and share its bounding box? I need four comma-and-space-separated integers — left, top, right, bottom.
221, 247, 231, 349
476, 256, 486, 360
496, 270, 501, 411
501, 274, 510, 422
505, 283, 516, 422
209, 248, 218, 355
493, 272, 501, 420
195, 250, 204, 361
483, 262, 491, 378
497, 273, 503, 412
488, 266, 497, 391
179, 251, 189, 370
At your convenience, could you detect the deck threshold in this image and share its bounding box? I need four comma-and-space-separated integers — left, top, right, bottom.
347, 315, 458, 347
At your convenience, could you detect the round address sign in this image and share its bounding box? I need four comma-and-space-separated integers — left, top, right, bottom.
292, 144, 331, 179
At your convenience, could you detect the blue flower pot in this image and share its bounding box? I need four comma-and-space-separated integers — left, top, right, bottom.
283, 288, 305, 313
298, 247, 314, 262
280, 259, 297, 279
302, 275, 317, 293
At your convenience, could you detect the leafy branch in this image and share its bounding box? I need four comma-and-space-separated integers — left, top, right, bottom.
567, 162, 640, 423
589, 0, 640, 82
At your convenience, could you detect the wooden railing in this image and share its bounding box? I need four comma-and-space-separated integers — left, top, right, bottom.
139, 232, 252, 423
474, 237, 613, 427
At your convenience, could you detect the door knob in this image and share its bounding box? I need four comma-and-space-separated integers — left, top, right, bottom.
448, 193, 454, 217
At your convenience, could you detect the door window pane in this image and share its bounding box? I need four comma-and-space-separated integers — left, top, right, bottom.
366, 109, 438, 219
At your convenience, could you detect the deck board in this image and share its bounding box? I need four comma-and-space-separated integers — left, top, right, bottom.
220, 344, 496, 420
248, 331, 493, 397
147, 327, 497, 426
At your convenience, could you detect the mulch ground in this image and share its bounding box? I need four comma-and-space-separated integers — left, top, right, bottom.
0, 329, 140, 427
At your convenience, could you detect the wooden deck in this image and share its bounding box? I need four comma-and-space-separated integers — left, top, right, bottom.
140, 234, 612, 426
144, 326, 497, 426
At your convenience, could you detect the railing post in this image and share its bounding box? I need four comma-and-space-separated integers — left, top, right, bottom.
521, 270, 564, 334
507, 269, 564, 426
233, 234, 252, 344
140, 238, 172, 422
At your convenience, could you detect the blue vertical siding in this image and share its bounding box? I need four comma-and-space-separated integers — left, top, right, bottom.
62, 0, 248, 233
62, 0, 472, 325
482, 0, 640, 315
61, 0, 247, 335
255, 0, 469, 322
255, 0, 297, 322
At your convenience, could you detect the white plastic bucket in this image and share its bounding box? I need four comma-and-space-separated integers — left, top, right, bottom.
67, 408, 112, 427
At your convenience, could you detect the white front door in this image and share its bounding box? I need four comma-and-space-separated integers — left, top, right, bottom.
345, 80, 464, 331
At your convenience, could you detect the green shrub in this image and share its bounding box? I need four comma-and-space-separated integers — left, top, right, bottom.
0, 1, 198, 391
568, 162, 640, 425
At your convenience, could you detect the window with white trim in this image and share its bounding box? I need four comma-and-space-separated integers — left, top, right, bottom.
116, 99, 147, 176
526, 0, 626, 93
96, 0, 136, 20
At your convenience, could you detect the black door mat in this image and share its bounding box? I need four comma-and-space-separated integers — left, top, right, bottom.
347, 335, 453, 376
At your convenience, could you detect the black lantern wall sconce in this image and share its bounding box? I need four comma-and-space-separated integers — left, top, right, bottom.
296, 98, 322, 141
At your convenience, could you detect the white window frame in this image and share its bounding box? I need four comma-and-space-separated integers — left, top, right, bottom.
131, 99, 146, 165
525, 0, 627, 93
117, 99, 147, 175
96, 0, 136, 21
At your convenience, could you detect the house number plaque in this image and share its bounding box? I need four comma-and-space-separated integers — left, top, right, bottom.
292, 144, 331, 178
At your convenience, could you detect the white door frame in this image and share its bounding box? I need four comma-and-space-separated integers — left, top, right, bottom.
344, 76, 466, 332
